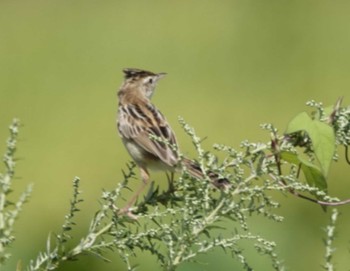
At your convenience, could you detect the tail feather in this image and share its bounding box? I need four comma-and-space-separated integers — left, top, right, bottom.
181, 157, 230, 189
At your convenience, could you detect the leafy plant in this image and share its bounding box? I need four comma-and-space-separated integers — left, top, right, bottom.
1, 98, 350, 270
0, 119, 32, 267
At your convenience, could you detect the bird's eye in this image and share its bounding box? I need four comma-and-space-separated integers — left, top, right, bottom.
148, 78, 153, 84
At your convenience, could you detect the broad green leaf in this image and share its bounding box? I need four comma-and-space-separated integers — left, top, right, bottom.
298, 155, 327, 192
281, 151, 327, 211
300, 163, 327, 192
281, 151, 327, 192
285, 112, 335, 176
307, 121, 335, 176
280, 151, 300, 165
285, 112, 312, 134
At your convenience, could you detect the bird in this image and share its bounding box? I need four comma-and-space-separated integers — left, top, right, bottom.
117, 68, 229, 215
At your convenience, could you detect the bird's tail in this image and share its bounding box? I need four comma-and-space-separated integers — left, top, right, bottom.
181, 157, 231, 190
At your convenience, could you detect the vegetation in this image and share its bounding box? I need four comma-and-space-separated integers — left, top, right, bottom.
1, 99, 349, 270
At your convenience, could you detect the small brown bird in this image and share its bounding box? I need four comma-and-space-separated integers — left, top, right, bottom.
117, 68, 228, 215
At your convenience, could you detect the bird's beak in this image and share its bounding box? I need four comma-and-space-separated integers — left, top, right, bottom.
156, 72, 167, 80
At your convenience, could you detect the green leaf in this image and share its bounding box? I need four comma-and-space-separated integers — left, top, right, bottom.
298, 157, 327, 192
285, 112, 335, 176
280, 151, 327, 192
280, 151, 299, 165
285, 112, 311, 133
307, 121, 335, 176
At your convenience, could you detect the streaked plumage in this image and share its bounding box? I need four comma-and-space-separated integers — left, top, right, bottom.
118, 68, 178, 171
117, 68, 228, 215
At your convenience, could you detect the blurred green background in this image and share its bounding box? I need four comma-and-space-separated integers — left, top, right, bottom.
1, 0, 350, 270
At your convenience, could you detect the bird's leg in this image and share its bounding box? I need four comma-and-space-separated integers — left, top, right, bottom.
167, 172, 175, 193
118, 167, 149, 218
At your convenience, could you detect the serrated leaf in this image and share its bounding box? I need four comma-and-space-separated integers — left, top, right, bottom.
285, 112, 335, 176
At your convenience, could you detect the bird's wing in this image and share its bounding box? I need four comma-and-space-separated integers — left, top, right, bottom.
118, 102, 179, 167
